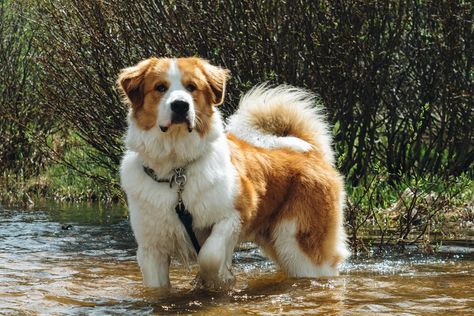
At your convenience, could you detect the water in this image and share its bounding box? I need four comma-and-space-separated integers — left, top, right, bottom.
0, 203, 473, 315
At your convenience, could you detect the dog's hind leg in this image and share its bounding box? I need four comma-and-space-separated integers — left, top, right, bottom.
197, 214, 241, 288
272, 219, 339, 277
137, 247, 170, 288
268, 171, 349, 278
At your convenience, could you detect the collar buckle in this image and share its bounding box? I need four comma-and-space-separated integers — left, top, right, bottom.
172, 168, 187, 188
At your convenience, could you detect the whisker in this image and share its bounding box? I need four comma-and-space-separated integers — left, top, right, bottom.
194, 110, 205, 129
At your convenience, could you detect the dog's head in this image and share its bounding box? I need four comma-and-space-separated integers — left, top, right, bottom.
117, 57, 229, 136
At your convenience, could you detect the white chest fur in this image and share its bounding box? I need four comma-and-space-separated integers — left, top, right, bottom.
120, 125, 239, 263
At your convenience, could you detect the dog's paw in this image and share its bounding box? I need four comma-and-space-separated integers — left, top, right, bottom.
192, 270, 236, 290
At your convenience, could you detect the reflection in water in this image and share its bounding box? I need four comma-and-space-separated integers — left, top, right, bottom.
0, 203, 472, 314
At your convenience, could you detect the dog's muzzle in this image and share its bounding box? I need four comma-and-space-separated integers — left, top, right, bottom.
160, 100, 193, 133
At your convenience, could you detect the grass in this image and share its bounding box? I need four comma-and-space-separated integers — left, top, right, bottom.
346, 172, 473, 252
0, 136, 124, 207
0, 167, 124, 207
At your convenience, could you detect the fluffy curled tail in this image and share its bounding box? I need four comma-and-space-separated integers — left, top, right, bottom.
226, 84, 335, 165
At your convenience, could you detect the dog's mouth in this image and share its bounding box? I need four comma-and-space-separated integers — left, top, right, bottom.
159, 116, 193, 133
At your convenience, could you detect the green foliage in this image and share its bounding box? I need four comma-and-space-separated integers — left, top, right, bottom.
1, 137, 123, 205
40, 135, 123, 202
0, 0, 54, 177
346, 171, 473, 252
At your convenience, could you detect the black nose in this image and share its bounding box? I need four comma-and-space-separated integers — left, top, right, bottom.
171, 100, 189, 115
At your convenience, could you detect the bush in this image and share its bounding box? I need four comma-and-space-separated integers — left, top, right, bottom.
0, 1, 53, 178
2, 0, 472, 247
32, 0, 472, 185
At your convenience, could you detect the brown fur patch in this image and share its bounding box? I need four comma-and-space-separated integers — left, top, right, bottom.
248, 103, 319, 147
227, 133, 345, 267
177, 58, 230, 136
117, 58, 172, 130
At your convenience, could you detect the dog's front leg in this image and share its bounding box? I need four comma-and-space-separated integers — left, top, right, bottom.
197, 215, 240, 288
137, 247, 170, 288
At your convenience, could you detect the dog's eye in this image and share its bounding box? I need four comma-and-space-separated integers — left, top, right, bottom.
186, 84, 197, 92
155, 84, 167, 92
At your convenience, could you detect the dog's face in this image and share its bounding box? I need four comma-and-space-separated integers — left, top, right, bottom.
118, 57, 229, 135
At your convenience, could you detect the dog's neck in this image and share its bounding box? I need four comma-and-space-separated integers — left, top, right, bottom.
125, 111, 225, 178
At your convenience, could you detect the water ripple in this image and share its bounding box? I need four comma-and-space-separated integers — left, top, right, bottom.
0, 204, 472, 314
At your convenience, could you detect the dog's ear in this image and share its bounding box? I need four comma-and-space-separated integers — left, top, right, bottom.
202, 61, 230, 106
117, 58, 154, 109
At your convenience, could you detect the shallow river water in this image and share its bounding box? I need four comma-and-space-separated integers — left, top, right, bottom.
0, 203, 472, 315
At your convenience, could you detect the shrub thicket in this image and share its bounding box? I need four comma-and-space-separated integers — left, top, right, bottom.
1, 0, 472, 248
0, 1, 53, 177
33, 0, 472, 183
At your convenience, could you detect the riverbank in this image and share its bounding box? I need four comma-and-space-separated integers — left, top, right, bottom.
0, 166, 124, 207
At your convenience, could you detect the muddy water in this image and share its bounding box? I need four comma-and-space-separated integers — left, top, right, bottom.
0, 204, 473, 315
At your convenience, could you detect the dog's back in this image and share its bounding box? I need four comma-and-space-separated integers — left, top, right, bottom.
226, 85, 349, 276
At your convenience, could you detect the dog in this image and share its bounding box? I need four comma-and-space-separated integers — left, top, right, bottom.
117, 57, 349, 288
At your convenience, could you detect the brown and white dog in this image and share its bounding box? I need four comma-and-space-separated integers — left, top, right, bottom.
118, 57, 349, 288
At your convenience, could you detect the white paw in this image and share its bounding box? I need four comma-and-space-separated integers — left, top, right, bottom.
193, 270, 236, 290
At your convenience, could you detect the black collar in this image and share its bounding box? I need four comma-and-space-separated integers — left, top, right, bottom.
143, 166, 174, 187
